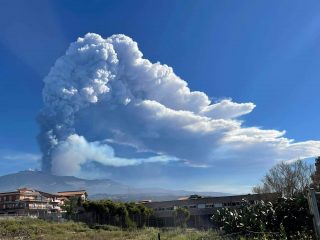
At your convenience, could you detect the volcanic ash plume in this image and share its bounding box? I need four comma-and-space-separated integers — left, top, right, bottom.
38, 33, 320, 176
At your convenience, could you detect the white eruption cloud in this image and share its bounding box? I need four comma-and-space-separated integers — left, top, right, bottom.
38, 33, 320, 176
51, 134, 174, 176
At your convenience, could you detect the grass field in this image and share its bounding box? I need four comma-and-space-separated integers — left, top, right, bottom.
0, 217, 224, 240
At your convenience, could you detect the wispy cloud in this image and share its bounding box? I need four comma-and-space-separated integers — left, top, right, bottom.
2, 152, 41, 162
0, 150, 41, 175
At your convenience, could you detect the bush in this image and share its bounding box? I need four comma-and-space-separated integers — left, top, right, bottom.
90, 224, 121, 231
212, 196, 314, 238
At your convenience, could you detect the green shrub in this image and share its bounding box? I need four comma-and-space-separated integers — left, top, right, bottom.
212, 196, 314, 238
82, 200, 152, 228
90, 224, 121, 231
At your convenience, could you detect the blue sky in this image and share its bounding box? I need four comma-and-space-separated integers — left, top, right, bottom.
1, 0, 320, 193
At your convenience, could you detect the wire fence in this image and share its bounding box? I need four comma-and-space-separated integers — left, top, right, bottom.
0, 213, 312, 239
0, 211, 314, 239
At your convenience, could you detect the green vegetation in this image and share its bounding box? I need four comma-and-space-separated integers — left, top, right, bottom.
81, 200, 153, 228
212, 196, 314, 239
3, 158, 318, 239
173, 207, 190, 228
61, 196, 82, 217
0, 218, 223, 240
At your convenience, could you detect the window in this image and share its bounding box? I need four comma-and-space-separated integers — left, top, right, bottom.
214, 203, 223, 208
223, 202, 232, 206
197, 204, 205, 209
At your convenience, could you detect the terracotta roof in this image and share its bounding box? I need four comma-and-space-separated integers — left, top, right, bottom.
0, 191, 19, 195
38, 191, 58, 198
18, 188, 34, 192
0, 188, 39, 196
57, 190, 86, 196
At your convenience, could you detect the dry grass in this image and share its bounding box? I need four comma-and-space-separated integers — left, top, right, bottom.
0, 217, 223, 240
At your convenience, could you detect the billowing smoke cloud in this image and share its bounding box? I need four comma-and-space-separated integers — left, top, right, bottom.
38, 33, 320, 176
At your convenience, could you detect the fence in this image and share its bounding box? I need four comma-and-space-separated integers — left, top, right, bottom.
62, 211, 215, 230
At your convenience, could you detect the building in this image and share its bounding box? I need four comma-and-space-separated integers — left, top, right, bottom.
57, 190, 87, 200
0, 188, 87, 215
142, 193, 279, 228
0, 188, 60, 215
56, 190, 87, 206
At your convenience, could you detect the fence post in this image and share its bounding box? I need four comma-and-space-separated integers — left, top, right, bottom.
307, 188, 320, 239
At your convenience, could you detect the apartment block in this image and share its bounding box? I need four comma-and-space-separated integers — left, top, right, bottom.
142, 193, 279, 228
0, 188, 87, 215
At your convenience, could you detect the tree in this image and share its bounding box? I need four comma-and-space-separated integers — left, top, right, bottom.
252, 159, 314, 197
173, 207, 190, 228
125, 202, 153, 227
61, 196, 80, 218
82, 200, 152, 228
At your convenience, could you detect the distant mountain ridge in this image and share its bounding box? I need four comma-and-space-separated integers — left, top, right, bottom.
0, 171, 230, 201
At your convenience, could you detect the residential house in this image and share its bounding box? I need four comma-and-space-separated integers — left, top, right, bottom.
0, 188, 87, 215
